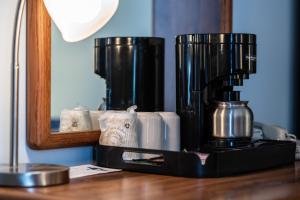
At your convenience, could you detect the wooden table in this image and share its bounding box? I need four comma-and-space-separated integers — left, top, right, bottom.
1, 162, 300, 200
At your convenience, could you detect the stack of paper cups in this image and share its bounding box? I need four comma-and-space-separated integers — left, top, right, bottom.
98, 110, 139, 160
156, 112, 180, 151
59, 106, 92, 132
137, 112, 163, 159
137, 112, 180, 154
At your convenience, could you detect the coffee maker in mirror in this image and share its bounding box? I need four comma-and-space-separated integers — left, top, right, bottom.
94, 37, 165, 112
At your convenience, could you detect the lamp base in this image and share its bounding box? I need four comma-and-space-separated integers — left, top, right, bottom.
0, 163, 69, 187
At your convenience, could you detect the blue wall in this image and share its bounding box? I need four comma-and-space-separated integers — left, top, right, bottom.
233, 0, 294, 131
0, 0, 295, 165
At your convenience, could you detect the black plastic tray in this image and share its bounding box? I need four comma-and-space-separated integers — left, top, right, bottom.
94, 140, 296, 178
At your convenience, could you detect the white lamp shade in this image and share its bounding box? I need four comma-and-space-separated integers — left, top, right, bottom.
43, 0, 119, 42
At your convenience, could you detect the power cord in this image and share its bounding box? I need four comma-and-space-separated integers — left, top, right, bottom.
254, 122, 300, 160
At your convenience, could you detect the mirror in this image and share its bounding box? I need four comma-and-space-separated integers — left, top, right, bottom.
50, 22, 106, 133
27, 0, 232, 149
50, 0, 153, 133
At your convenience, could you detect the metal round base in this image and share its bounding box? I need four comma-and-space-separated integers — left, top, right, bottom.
0, 163, 69, 187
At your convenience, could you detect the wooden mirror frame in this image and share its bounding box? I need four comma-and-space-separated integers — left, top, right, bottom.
26, 0, 232, 149
27, 0, 100, 149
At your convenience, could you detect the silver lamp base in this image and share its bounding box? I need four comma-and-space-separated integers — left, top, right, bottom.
0, 163, 69, 187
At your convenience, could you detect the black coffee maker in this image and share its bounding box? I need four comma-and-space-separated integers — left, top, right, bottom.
176, 33, 256, 151
94, 37, 165, 111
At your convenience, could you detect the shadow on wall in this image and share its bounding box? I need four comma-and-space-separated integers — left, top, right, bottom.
292, 0, 300, 137
233, 0, 295, 133
153, 0, 228, 112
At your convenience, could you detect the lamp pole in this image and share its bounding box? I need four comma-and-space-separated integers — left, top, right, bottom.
10, 0, 25, 169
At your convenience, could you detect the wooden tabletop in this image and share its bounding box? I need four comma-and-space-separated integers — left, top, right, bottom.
1, 162, 300, 200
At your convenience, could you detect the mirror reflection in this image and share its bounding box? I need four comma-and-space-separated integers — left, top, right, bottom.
50, 0, 153, 133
